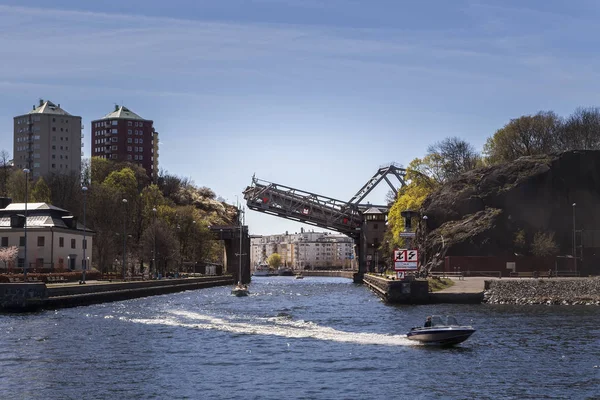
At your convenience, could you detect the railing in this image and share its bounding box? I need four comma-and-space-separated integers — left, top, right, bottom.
431, 271, 502, 278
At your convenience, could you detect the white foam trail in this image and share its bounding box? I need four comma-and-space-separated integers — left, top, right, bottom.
128, 310, 413, 347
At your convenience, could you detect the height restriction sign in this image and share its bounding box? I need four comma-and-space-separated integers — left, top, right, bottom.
393, 249, 419, 270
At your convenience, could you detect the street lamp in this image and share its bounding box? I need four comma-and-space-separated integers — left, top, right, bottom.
152, 207, 157, 279
422, 215, 429, 271
81, 186, 88, 284
23, 168, 30, 279
572, 203, 576, 272
122, 198, 128, 280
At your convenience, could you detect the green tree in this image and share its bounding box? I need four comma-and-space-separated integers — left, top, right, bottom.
385, 158, 439, 253
267, 253, 282, 269
483, 111, 561, 164
31, 177, 52, 203
7, 169, 28, 202
531, 231, 559, 257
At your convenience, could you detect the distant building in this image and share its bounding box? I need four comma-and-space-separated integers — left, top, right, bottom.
90, 105, 159, 181
13, 99, 83, 178
250, 228, 355, 271
0, 198, 93, 271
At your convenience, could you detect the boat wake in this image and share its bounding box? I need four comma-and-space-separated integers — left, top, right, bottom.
129, 310, 413, 347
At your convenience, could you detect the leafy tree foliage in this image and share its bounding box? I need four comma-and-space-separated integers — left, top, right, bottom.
267, 253, 282, 269
31, 177, 52, 203
531, 231, 559, 257
483, 111, 561, 164
385, 158, 439, 254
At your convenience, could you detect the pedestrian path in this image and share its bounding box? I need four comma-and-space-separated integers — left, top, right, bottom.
436, 277, 492, 294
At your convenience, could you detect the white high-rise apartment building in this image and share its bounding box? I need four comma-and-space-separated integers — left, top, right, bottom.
250, 229, 355, 271
13, 100, 82, 178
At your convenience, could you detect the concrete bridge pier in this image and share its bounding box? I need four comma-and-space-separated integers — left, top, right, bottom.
210, 225, 251, 285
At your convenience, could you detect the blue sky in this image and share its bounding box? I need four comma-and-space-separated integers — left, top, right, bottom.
2, 0, 600, 235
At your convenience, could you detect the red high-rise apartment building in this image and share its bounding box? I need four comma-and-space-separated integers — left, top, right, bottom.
90, 105, 159, 181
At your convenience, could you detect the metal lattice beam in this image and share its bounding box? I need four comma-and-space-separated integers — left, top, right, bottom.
243, 177, 362, 238
347, 163, 407, 205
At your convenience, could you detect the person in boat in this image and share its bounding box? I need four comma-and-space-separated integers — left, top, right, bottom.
424, 316, 432, 327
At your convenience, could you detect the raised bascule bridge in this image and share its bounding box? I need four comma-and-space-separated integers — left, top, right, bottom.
243, 164, 407, 282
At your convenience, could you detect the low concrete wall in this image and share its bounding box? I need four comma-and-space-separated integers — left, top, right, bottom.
300, 270, 356, 279
363, 274, 429, 304
484, 278, 600, 305
1, 276, 234, 312
0, 283, 48, 311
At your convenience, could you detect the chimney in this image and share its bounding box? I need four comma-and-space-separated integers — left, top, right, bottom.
39, 99, 43, 107
58, 104, 60, 108
10, 214, 25, 228
0, 197, 12, 209
114, 104, 119, 111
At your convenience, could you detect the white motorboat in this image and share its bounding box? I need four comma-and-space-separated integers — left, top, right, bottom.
406, 315, 475, 346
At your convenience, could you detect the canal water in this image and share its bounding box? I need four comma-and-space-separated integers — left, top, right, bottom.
1, 277, 599, 399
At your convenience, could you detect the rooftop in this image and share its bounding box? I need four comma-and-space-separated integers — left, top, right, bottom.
2, 203, 69, 213
100, 105, 148, 121
28, 100, 73, 116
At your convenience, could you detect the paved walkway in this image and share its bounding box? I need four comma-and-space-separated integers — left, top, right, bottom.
436, 277, 492, 294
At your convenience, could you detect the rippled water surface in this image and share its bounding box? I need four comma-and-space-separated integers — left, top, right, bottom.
1, 277, 599, 399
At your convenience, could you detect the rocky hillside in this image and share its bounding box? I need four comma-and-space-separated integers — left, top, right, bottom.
419, 150, 600, 269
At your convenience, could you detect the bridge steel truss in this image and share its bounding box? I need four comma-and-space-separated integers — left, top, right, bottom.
243, 164, 407, 278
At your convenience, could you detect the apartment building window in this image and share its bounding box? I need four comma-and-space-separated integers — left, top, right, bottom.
111, 129, 117, 134
52, 164, 56, 168
52, 127, 56, 131
19, 236, 25, 246
127, 146, 132, 151
111, 120, 118, 126
37, 236, 45, 246
1, 237, 7, 246
52, 155, 55, 159
127, 138, 132, 143
111, 154, 118, 159
128, 129, 132, 134
52, 118, 56, 122
112, 137, 118, 142
71, 239, 76, 249
83, 239, 87, 250
134, 138, 138, 144
139, 138, 143, 144
134, 155, 138, 160
128, 121, 132, 126
127, 154, 132, 160
59, 237, 64, 247
111, 145, 118, 151
139, 155, 143, 160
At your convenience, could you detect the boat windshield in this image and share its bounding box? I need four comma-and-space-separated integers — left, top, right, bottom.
430, 315, 460, 327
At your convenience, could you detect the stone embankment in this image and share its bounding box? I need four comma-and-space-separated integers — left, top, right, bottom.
484, 278, 600, 305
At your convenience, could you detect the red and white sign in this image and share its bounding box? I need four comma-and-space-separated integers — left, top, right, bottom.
396, 271, 405, 280
394, 249, 419, 271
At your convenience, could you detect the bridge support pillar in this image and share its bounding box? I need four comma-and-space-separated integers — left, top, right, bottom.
210, 225, 251, 284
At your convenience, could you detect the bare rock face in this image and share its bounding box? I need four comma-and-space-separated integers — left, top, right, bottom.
420, 150, 600, 270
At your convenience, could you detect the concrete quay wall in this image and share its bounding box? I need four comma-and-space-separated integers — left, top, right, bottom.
1, 276, 234, 312
300, 270, 356, 279
363, 274, 430, 304
484, 278, 600, 305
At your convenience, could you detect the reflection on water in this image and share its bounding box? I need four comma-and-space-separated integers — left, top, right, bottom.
1, 276, 599, 400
